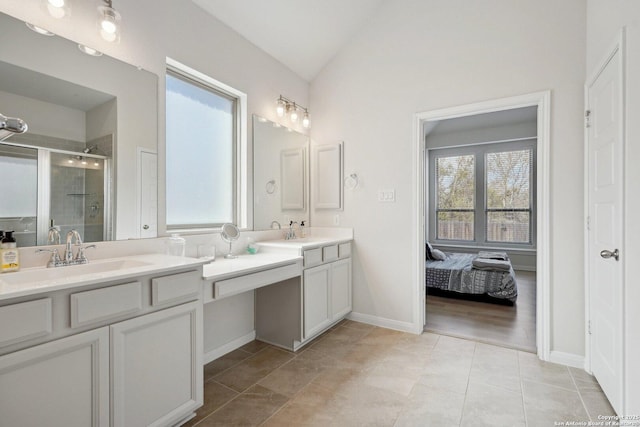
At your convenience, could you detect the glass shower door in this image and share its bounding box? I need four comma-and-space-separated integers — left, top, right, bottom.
0, 144, 38, 247
49, 153, 106, 243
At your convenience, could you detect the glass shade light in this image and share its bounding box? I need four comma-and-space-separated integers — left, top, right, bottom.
46, 0, 68, 18
276, 99, 286, 117
98, 2, 121, 42
302, 111, 310, 128
289, 105, 299, 122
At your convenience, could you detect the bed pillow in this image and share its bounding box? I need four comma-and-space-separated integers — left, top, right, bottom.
425, 242, 434, 260
431, 248, 447, 261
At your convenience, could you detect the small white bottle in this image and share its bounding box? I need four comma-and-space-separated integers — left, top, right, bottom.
165, 233, 186, 257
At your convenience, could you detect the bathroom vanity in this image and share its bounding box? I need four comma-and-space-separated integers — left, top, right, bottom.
201, 235, 352, 353
0, 254, 206, 427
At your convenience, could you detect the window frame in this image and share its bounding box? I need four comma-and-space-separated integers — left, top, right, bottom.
164, 58, 248, 232
428, 139, 536, 249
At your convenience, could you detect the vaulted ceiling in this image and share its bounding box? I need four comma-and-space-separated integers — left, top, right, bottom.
191, 0, 386, 82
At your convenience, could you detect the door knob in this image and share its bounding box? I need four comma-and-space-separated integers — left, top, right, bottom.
600, 249, 619, 261
143, 225, 149, 230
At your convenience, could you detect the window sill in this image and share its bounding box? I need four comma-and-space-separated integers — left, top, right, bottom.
433, 242, 537, 254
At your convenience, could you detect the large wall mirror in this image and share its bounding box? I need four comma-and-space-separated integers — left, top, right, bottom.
0, 12, 157, 247
253, 115, 309, 231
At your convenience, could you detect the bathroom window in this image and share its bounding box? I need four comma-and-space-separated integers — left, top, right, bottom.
429, 140, 536, 247
165, 60, 247, 229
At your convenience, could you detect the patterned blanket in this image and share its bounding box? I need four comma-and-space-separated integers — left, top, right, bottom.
426, 252, 518, 302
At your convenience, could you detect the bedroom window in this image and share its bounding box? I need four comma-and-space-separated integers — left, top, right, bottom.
429, 140, 536, 248
485, 149, 532, 244
435, 154, 475, 241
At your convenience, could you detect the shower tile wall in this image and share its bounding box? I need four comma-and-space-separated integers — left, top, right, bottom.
50, 164, 86, 239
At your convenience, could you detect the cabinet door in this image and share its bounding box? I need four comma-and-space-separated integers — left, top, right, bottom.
303, 264, 332, 339
111, 301, 202, 427
0, 327, 109, 427
331, 258, 352, 320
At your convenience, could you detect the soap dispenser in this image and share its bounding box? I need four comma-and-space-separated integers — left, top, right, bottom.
1, 230, 20, 272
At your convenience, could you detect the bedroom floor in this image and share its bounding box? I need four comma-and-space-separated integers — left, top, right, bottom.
425, 270, 536, 352
184, 319, 614, 426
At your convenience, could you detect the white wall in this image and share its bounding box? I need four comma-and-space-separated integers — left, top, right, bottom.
311, 0, 587, 355
0, 0, 310, 237
586, 0, 640, 414
0, 90, 85, 142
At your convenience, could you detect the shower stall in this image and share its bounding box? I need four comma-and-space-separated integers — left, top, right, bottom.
0, 140, 112, 247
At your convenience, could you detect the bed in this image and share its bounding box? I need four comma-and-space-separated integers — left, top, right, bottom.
426, 251, 518, 305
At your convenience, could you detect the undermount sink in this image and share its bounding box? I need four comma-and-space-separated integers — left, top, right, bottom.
0, 259, 153, 286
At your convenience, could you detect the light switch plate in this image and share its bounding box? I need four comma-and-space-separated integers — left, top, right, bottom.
378, 189, 396, 202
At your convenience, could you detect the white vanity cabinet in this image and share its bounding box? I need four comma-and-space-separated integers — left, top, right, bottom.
0, 265, 203, 427
302, 242, 352, 341
111, 301, 201, 427
0, 327, 110, 427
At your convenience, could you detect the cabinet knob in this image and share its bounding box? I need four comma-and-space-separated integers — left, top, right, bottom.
143, 225, 149, 230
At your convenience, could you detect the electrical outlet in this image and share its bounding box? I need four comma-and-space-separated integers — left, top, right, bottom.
378, 189, 396, 202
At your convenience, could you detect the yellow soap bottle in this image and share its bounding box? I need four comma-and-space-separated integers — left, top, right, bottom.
1, 230, 20, 273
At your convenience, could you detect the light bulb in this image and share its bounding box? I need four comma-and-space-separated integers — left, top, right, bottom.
94, 162, 100, 166
289, 107, 299, 123
47, 2, 66, 18
98, 3, 121, 42
67, 159, 73, 164
302, 112, 310, 129
276, 99, 285, 117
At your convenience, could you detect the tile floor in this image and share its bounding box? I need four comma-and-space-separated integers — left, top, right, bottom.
185, 320, 614, 426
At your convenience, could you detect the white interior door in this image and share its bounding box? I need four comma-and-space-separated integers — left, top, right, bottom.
138, 149, 157, 238
587, 42, 624, 414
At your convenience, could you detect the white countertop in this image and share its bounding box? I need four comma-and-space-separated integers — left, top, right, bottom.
0, 254, 208, 302
256, 236, 352, 250
202, 253, 303, 282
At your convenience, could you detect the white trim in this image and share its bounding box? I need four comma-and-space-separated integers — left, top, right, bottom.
202, 330, 256, 365
163, 57, 249, 232
549, 351, 585, 370
413, 91, 551, 360
347, 311, 421, 334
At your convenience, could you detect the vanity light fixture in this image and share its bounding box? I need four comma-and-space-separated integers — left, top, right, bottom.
46, 0, 69, 19
25, 22, 55, 36
275, 95, 310, 129
98, 0, 122, 43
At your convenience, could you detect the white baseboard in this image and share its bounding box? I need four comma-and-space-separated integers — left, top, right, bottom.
203, 331, 256, 364
548, 350, 585, 369
347, 312, 421, 334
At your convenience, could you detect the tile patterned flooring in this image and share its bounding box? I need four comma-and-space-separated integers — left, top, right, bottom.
185, 320, 615, 426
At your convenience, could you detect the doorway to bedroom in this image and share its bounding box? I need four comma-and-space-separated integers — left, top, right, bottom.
417, 98, 546, 354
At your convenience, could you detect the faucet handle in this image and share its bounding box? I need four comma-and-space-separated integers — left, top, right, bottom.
35, 248, 62, 268
75, 244, 96, 263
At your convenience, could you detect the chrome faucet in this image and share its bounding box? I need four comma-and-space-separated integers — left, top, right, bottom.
35, 248, 64, 268
64, 230, 83, 263
270, 220, 281, 230
37, 229, 95, 268
285, 221, 298, 240
47, 227, 61, 245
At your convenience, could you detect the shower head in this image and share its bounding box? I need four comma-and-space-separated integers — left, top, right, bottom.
83, 145, 98, 154
0, 114, 28, 141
